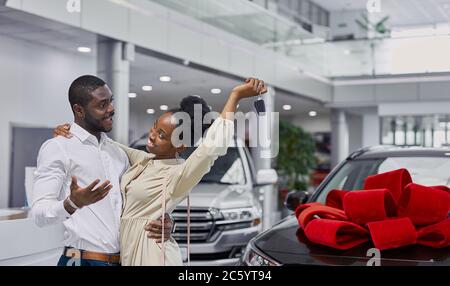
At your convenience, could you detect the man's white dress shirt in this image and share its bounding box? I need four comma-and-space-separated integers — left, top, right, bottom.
31, 123, 129, 253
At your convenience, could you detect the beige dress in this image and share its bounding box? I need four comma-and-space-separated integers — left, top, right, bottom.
115, 117, 233, 266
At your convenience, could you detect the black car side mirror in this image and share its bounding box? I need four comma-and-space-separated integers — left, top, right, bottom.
285, 191, 309, 212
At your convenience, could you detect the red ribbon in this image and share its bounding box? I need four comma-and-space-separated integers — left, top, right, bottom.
295, 169, 450, 251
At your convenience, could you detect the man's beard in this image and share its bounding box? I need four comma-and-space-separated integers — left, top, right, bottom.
84, 113, 113, 133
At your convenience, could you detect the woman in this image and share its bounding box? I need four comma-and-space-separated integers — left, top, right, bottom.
54, 78, 267, 266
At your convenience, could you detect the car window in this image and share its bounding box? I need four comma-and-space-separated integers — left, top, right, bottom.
378, 157, 450, 186
180, 147, 246, 185
315, 156, 450, 204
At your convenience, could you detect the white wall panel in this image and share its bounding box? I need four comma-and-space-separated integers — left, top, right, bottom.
129, 9, 169, 54
419, 81, 450, 101
5, 0, 22, 9
254, 52, 276, 83
200, 36, 230, 71
379, 101, 450, 116
82, 0, 129, 42
375, 83, 419, 102
334, 80, 450, 105
274, 62, 301, 90
334, 85, 376, 103
167, 23, 203, 63
229, 47, 255, 78
21, 0, 81, 27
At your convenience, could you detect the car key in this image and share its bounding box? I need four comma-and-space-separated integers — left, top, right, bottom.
254, 93, 266, 115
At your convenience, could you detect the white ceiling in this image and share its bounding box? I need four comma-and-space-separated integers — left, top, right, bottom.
312, 0, 450, 27
0, 8, 97, 53
0, 7, 328, 119
129, 52, 328, 118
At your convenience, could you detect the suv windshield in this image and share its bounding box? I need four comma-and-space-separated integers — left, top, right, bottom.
316, 157, 450, 203
180, 147, 246, 185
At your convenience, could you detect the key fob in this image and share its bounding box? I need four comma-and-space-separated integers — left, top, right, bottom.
254, 97, 266, 115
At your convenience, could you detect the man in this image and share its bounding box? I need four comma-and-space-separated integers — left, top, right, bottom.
31, 75, 172, 266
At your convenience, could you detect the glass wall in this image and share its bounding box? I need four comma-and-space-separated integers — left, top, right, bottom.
381, 115, 450, 147
148, 0, 450, 78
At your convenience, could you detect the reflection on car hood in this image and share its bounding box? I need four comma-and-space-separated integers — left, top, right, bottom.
176, 183, 254, 209
254, 215, 450, 266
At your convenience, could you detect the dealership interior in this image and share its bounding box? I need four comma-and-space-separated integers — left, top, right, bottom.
1, 0, 450, 266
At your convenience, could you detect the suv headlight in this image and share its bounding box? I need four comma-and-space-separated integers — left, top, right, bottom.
243, 242, 280, 266
215, 207, 261, 231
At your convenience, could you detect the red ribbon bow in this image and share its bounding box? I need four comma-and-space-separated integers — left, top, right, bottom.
295, 169, 450, 251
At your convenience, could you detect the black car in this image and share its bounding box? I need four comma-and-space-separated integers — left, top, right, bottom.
242, 146, 450, 266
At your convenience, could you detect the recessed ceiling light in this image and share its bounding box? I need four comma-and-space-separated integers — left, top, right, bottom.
128, 93, 137, 98
309, 111, 318, 117
160, 105, 168, 111
282, 105, 292, 111
77, 47, 91, 53
211, 88, 221, 94
142, 85, 153, 91
160, 76, 171, 82
146, 108, 155, 114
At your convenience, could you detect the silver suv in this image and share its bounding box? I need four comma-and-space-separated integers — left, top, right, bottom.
131, 137, 277, 266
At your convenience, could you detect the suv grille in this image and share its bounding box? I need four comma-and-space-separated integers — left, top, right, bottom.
172, 207, 218, 243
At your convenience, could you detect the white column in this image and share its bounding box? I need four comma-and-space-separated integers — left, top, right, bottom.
253, 86, 279, 231
331, 109, 349, 168
362, 109, 380, 148
97, 39, 134, 144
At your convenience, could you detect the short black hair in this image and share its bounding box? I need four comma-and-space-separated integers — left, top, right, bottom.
68, 75, 106, 110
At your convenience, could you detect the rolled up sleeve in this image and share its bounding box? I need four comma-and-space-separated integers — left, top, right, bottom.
31, 140, 71, 227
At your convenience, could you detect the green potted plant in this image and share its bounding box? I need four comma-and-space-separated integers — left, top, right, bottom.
276, 120, 316, 196
355, 14, 391, 38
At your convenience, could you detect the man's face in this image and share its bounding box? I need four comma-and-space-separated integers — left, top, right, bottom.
83, 85, 115, 133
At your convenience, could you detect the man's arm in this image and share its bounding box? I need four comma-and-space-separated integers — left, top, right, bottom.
31, 140, 72, 227
144, 215, 174, 243
32, 140, 114, 227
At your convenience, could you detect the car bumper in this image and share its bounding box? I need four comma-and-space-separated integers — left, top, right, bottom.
178, 225, 261, 265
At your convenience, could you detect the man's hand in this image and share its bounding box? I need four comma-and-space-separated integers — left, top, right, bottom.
69, 176, 112, 209
144, 214, 174, 243
53, 123, 73, 138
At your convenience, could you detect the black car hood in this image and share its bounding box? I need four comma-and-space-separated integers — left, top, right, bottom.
254, 215, 450, 266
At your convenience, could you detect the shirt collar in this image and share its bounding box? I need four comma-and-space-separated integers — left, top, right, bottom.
71, 122, 109, 146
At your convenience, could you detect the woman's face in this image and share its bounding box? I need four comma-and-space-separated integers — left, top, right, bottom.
146, 112, 179, 158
